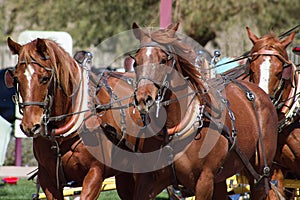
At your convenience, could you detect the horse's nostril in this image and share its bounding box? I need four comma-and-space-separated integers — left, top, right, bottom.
145, 95, 153, 106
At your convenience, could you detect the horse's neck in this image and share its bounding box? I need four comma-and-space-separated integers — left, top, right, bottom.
52, 88, 73, 117
164, 89, 199, 132
165, 100, 181, 128
51, 66, 89, 137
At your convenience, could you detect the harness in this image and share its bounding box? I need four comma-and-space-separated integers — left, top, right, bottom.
229, 80, 271, 192
202, 77, 271, 193
133, 41, 272, 196
13, 54, 90, 192
249, 47, 300, 132
278, 66, 300, 131
96, 71, 131, 146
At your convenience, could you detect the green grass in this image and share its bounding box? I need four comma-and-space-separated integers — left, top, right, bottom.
0, 178, 169, 200
0, 179, 36, 200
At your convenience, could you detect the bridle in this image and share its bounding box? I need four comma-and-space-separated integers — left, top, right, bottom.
134, 42, 176, 86
12, 55, 87, 137
12, 57, 54, 125
249, 47, 293, 108
133, 42, 176, 117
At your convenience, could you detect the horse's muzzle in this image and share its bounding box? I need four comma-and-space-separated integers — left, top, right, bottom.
20, 122, 44, 137
134, 78, 158, 114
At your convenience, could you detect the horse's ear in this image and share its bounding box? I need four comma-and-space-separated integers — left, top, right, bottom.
7, 37, 21, 55
132, 22, 144, 41
4, 68, 15, 88
166, 23, 179, 37
281, 32, 296, 48
36, 38, 49, 59
246, 27, 258, 44
167, 22, 179, 32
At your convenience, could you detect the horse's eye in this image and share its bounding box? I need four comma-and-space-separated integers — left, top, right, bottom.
40, 76, 50, 84
161, 59, 167, 64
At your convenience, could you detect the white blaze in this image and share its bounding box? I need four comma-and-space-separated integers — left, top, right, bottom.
259, 56, 271, 94
24, 64, 35, 91
146, 47, 153, 58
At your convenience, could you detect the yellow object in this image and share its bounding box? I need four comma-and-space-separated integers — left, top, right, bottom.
37, 177, 116, 199
283, 179, 300, 189
226, 174, 250, 194
37, 175, 300, 199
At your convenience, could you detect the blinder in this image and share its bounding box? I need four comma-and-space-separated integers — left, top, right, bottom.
282, 63, 293, 80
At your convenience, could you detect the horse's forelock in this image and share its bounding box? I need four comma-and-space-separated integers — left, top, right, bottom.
151, 30, 204, 93
251, 34, 288, 60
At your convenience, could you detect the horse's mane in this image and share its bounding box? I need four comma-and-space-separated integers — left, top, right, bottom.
21, 39, 79, 95
146, 28, 206, 94
251, 33, 289, 60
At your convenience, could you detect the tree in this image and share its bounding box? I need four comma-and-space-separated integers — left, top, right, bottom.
1, 0, 299, 53
1, 0, 160, 48
173, 0, 300, 55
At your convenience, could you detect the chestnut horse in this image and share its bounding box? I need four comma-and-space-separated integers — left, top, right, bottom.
245, 27, 299, 198
6, 37, 141, 199
130, 22, 278, 200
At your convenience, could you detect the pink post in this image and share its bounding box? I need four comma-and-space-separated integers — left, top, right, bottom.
15, 138, 22, 166
160, 0, 173, 28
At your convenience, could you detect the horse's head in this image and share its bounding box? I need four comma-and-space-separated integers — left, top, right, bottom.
246, 27, 296, 98
7, 37, 79, 137
132, 22, 180, 114
7, 37, 55, 137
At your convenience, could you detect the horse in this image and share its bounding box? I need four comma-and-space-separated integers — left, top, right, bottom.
130, 22, 278, 200
244, 27, 299, 198
6, 37, 141, 200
